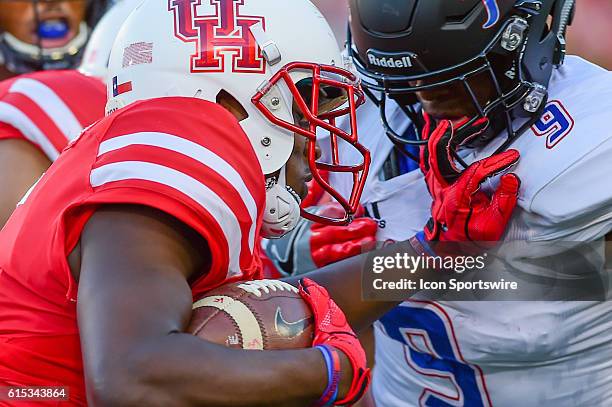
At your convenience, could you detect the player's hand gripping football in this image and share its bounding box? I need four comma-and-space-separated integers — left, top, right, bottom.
298, 278, 370, 406
419, 115, 521, 244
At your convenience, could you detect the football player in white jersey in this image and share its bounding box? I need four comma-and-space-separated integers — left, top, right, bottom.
350, 0, 612, 406
265, 0, 612, 405
0, 0, 527, 404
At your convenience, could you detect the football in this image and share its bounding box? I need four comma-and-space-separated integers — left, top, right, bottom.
188, 279, 314, 350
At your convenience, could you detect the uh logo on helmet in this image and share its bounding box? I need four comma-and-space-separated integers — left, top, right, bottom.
169, 0, 266, 73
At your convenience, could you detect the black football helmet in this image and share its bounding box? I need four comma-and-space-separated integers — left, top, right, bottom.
0, 0, 113, 74
348, 0, 575, 157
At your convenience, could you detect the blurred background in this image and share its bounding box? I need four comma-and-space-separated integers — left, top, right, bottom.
311, 0, 612, 70
566, 0, 612, 69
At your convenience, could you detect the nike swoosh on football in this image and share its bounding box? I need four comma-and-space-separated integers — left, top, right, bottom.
274, 307, 312, 339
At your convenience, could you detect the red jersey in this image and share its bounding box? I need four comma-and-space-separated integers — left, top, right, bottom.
0, 70, 106, 161
0, 97, 265, 405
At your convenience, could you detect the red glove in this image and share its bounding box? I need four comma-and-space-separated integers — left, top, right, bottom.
310, 203, 378, 268
426, 149, 521, 243
298, 278, 370, 406
418, 116, 521, 244
420, 113, 490, 192
259, 204, 377, 278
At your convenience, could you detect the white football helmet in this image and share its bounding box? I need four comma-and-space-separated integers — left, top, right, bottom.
106, 0, 370, 238
79, 0, 143, 81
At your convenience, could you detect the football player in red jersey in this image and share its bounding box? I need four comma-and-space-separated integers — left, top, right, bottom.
0, 70, 106, 226
0, 0, 519, 406
0, 0, 371, 404
0, 0, 137, 227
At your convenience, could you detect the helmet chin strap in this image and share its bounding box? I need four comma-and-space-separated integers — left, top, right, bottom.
261, 166, 302, 239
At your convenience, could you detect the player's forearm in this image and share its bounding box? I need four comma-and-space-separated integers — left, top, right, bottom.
86, 333, 334, 407
285, 240, 421, 333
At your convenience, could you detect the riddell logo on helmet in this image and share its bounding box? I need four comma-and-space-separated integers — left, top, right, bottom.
366, 50, 412, 69
169, 0, 266, 74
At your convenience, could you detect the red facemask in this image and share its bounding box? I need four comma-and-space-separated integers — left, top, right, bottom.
252, 61, 370, 226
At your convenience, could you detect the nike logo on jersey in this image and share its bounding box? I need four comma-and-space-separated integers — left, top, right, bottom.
274, 308, 312, 338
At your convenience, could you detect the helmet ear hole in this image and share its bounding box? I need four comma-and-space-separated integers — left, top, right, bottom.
216, 89, 249, 122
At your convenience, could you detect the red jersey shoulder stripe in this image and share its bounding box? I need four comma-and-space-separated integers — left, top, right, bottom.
95, 131, 259, 251
90, 150, 255, 275
31, 70, 106, 128
90, 131, 261, 277
0, 76, 88, 160
0, 100, 61, 160
8, 77, 83, 141
98, 98, 264, 206
90, 161, 245, 276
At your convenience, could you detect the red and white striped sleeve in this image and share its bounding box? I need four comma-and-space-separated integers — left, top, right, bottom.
87, 99, 266, 287
0, 71, 106, 161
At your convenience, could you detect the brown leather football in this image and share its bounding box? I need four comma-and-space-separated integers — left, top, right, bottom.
188, 279, 314, 350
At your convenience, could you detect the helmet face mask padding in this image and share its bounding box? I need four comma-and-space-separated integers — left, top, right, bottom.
349, 0, 576, 156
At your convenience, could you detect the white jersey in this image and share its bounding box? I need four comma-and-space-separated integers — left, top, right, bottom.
332, 56, 612, 406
